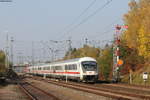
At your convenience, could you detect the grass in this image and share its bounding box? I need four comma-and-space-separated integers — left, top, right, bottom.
121, 64, 150, 86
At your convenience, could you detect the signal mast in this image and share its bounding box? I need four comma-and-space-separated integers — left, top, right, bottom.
113, 24, 128, 82
113, 25, 122, 82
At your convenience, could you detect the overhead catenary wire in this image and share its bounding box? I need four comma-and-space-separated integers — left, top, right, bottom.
91, 17, 120, 39
59, 0, 113, 39
63, 0, 97, 31
57, 0, 98, 40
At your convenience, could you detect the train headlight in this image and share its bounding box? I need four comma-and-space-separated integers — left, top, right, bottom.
86, 71, 95, 75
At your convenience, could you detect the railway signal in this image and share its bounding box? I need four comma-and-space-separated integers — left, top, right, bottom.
117, 59, 123, 66
112, 24, 127, 82
113, 25, 122, 82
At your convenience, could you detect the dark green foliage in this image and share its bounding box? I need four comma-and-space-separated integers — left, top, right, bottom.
0, 51, 6, 73
97, 47, 113, 80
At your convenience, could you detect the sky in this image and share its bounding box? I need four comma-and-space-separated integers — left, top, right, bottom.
0, 0, 131, 64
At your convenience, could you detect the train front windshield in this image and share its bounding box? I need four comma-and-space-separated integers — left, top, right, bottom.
81, 61, 97, 71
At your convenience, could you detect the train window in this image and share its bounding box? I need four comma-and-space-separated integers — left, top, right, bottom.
48, 66, 50, 70
65, 64, 77, 70
55, 66, 62, 70
38, 67, 42, 70
65, 65, 68, 70
72, 64, 77, 70
44, 67, 47, 70
70, 65, 73, 70
82, 61, 97, 71
55, 66, 59, 70
68, 65, 70, 70
46, 67, 48, 70
71, 65, 73, 70
73, 64, 77, 70
51, 66, 55, 70
59, 66, 62, 70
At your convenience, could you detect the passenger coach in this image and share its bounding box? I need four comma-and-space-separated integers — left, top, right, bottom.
26, 57, 99, 82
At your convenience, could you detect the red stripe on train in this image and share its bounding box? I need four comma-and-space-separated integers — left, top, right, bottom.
30, 70, 80, 74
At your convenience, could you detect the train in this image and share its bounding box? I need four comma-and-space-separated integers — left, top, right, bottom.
25, 57, 99, 82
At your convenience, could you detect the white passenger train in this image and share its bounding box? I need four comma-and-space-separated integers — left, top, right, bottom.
26, 57, 99, 82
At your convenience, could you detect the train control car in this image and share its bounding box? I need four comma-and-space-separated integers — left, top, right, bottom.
26, 57, 99, 82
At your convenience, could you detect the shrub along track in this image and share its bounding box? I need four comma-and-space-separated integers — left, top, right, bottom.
18, 81, 60, 100
29, 76, 150, 100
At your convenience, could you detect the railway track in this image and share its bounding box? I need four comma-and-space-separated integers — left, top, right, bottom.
108, 83, 150, 90
18, 81, 60, 100
95, 83, 150, 93
30, 77, 150, 100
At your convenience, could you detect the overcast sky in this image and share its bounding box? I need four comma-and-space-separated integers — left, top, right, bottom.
0, 0, 131, 63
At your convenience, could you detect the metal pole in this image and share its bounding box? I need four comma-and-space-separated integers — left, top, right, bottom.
85, 38, 88, 45
32, 41, 34, 65
10, 37, 14, 69
67, 38, 72, 58
5, 34, 9, 69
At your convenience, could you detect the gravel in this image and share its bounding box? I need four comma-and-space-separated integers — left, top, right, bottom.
27, 79, 115, 100
0, 84, 29, 100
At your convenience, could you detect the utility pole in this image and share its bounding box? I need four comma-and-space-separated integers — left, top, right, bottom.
41, 41, 54, 62
67, 38, 72, 58
42, 47, 46, 63
10, 37, 14, 69
17, 52, 23, 65
32, 41, 35, 65
5, 34, 9, 69
85, 38, 88, 46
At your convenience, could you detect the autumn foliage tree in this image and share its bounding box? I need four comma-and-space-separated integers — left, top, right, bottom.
123, 0, 150, 61
64, 45, 100, 60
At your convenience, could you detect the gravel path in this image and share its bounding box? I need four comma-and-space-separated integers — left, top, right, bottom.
0, 84, 29, 100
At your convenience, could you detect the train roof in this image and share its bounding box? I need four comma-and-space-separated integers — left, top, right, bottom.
51, 57, 96, 65
29, 57, 96, 67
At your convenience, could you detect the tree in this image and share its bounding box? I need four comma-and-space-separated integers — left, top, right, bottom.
123, 0, 150, 61
64, 45, 100, 60
97, 47, 113, 80
0, 50, 6, 73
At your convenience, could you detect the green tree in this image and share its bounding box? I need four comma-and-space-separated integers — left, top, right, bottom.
0, 50, 6, 73
97, 47, 113, 80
